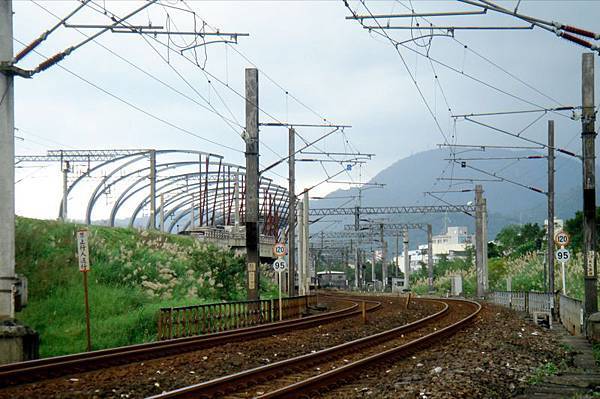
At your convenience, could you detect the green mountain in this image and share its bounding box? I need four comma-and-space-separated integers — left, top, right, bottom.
311, 148, 590, 246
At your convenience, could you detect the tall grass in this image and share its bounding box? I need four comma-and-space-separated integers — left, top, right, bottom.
14, 217, 275, 357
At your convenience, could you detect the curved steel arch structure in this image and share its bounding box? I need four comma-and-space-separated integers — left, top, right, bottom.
54, 149, 288, 237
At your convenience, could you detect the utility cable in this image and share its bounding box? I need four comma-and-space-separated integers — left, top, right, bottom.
347, 0, 451, 146
31, 0, 242, 132
13, 37, 244, 154
390, 0, 568, 108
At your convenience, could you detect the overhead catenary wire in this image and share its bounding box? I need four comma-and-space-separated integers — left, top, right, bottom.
463, 116, 580, 158
25, 2, 296, 180
175, 0, 364, 187
457, 160, 547, 195
389, 0, 573, 118
345, 0, 452, 146
13, 37, 244, 154
358, 21, 574, 118
75, 0, 290, 165
84, 0, 355, 177
30, 1, 244, 133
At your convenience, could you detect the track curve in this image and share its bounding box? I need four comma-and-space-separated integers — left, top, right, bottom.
149, 297, 480, 399
0, 296, 381, 387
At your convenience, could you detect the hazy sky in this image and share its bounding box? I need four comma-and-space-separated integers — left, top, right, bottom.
11, 0, 600, 220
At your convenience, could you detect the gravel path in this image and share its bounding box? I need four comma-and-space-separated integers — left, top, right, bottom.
0, 296, 438, 399
324, 302, 569, 398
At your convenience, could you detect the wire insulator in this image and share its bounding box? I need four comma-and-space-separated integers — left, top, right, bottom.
557, 148, 578, 157
35, 52, 67, 73
560, 32, 594, 49
562, 25, 600, 40
14, 34, 46, 63
34, 47, 73, 74
529, 186, 544, 194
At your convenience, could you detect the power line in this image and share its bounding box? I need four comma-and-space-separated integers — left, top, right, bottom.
13, 37, 245, 154
346, 0, 451, 146
83, 1, 339, 166
30, 1, 244, 133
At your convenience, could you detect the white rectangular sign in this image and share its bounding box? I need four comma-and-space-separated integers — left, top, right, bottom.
77, 229, 90, 272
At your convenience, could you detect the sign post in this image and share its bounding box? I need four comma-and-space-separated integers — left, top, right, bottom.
554, 231, 571, 295
273, 258, 287, 321
76, 228, 92, 352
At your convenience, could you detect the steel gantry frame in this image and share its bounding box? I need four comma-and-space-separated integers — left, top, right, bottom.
313, 222, 434, 292
308, 201, 486, 295
15, 149, 289, 236
308, 205, 476, 217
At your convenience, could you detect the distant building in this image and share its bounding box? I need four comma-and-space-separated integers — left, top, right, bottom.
544, 218, 564, 233
393, 249, 428, 273
392, 226, 474, 270
431, 226, 474, 255
317, 271, 347, 288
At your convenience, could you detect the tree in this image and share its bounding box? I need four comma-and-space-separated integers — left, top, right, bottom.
563, 207, 600, 253
493, 223, 544, 258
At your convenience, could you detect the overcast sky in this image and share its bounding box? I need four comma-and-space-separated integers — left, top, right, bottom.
11, 0, 600, 220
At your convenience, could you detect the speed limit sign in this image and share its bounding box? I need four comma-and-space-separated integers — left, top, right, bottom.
272, 243, 286, 258
554, 231, 571, 247
273, 258, 287, 272
556, 247, 571, 263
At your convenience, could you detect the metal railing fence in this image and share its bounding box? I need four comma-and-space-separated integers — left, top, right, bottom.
157, 295, 317, 340
489, 291, 583, 336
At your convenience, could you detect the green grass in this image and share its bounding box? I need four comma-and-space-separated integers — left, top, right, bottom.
593, 343, 600, 366
528, 362, 559, 385
14, 217, 276, 357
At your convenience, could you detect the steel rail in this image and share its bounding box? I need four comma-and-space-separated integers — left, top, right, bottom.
256, 298, 481, 399
148, 297, 463, 399
0, 298, 381, 387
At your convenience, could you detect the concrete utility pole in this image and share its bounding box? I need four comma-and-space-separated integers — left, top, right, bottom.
297, 200, 305, 295
245, 68, 260, 301
61, 160, 69, 221
380, 223, 387, 290
582, 53, 598, 318
547, 120, 555, 295
288, 128, 296, 296
345, 243, 350, 289
427, 224, 434, 292
371, 250, 376, 283
302, 192, 309, 293
233, 172, 240, 227
149, 150, 156, 229
0, 0, 16, 319
395, 232, 399, 278
403, 227, 410, 291
355, 248, 361, 288
482, 197, 488, 292
475, 184, 485, 297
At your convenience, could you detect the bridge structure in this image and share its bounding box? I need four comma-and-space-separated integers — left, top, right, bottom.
16, 149, 289, 257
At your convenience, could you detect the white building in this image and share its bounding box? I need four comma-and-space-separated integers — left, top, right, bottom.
431, 226, 474, 255
544, 218, 564, 234
392, 226, 475, 270
393, 249, 427, 273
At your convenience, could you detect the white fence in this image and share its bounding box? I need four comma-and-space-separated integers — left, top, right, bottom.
488, 291, 553, 313
559, 294, 584, 336
489, 291, 584, 336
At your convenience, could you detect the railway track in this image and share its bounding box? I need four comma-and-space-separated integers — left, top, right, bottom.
0, 296, 381, 387
148, 297, 481, 399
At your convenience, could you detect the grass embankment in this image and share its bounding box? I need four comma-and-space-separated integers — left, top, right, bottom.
15, 217, 275, 357
411, 250, 592, 300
